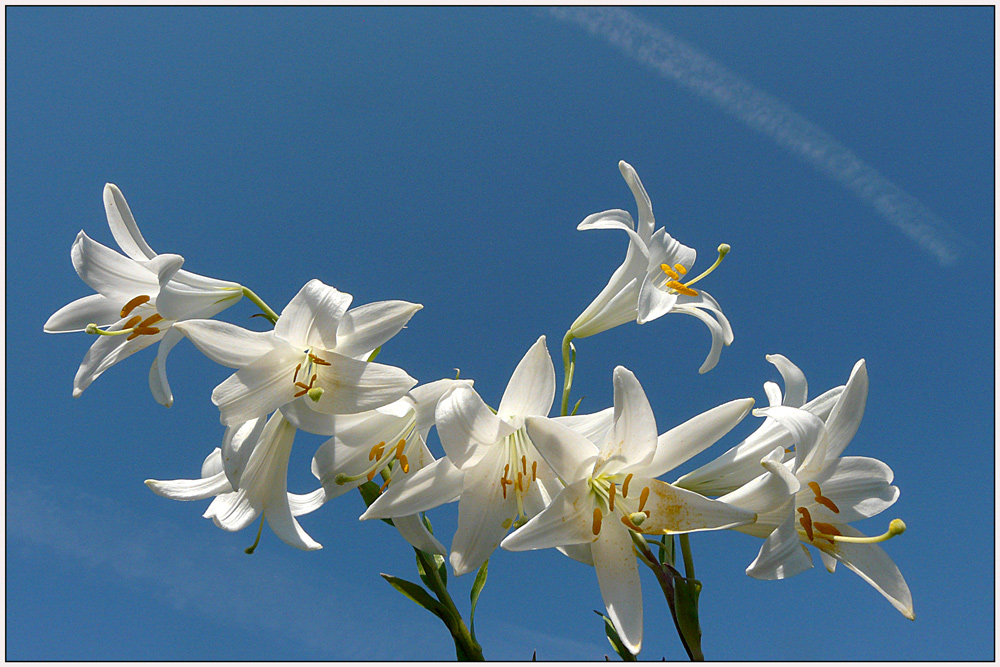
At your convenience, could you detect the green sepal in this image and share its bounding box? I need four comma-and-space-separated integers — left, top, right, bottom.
570, 396, 585, 416
358, 482, 394, 526
366, 346, 382, 363
469, 559, 489, 643
673, 576, 704, 661
381, 573, 449, 621
594, 610, 636, 661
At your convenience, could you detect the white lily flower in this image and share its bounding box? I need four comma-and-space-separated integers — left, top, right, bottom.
675, 354, 845, 495
568, 161, 732, 373
174, 279, 420, 426
146, 411, 327, 551
502, 367, 756, 654
361, 335, 569, 576
45, 184, 243, 405
294, 378, 467, 556
718, 359, 914, 620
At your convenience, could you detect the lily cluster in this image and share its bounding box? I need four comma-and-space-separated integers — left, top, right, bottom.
46, 166, 912, 659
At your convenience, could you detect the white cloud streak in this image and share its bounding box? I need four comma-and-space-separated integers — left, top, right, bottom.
551, 7, 969, 267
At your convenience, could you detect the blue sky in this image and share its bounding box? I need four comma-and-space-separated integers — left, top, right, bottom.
8, 6, 993, 661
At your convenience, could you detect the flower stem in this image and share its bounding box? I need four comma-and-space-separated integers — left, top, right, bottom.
631, 534, 703, 661
414, 549, 485, 661
560, 331, 576, 416
241, 286, 279, 324
679, 534, 696, 580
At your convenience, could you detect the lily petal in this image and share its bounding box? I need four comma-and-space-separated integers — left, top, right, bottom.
672, 304, 726, 374
393, 513, 448, 556
592, 519, 643, 654
436, 383, 514, 469
754, 406, 827, 480
212, 345, 303, 426
618, 160, 655, 244
173, 320, 278, 369
821, 524, 914, 619
449, 446, 515, 576
497, 336, 556, 420
45, 293, 124, 333
766, 354, 808, 407
148, 327, 184, 407
361, 457, 464, 520
809, 456, 899, 523
594, 367, 657, 475
274, 279, 353, 350
501, 479, 595, 551
717, 447, 800, 515
634, 478, 756, 534
311, 354, 418, 415
72, 320, 164, 397
71, 231, 159, 300
104, 183, 157, 260
746, 504, 814, 579
333, 300, 423, 359
524, 416, 600, 484
551, 406, 615, 445
823, 359, 869, 460
645, 398, 755, 478
411, 378, 468, 435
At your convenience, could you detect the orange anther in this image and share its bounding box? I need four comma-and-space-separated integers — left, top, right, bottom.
517, 471, 524, 492
813, 522, 842, 542
123, 315, 143, 329
521, 455, 527, 476
295, 382, 311, 390
120, 294, 151, 318
622, 473, 633, 498
620, 514, 640, 531
367, 469, 377, 482
608, 482, 617, 511
308, 353, 331, 366
807, 481, 822, 496
531, 460, 537, 481
293, 363, 302, 382
395, 439, 405, 459
293, 388, 310, 398
127, 326, 160, 340
660, 263, 680, 279
592, 507, 603, 535
815, 495, 841, 514
666, 280, 699, 297
369, 441, 385, 461
674, 263, 688, 275
138, 313, 163, 328
638, 487, 650, 512
310, 374, 317, 385
398, 454, 410, 474
797, 506, 814, 542
379, 477, 391, 493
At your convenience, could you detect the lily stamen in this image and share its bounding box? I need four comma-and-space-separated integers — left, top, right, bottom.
120, 294, 151, 318
531, 460, 537, 481
683, 243, 730, 289
638, 487, 650, 512
308, 353, 331, 366
608, 482, 617, 511
797, 506, 814, 541
123, 315, 143, 329
592, 507, 603, 535
622, 473, 633, 498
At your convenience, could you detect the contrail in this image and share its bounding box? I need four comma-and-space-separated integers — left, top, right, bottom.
551, 7, 970, 267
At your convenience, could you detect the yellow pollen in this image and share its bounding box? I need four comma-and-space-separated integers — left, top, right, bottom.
369, 442, 385, 461
666, 280, 699, 297
674, 263, 687, 275
592, 507, 603, 535
608, 482, 616, 511
395, 439, 405, 459
120, 294, 151, 318
660, 263, 680, 279
638, 487, 650, 512
622, 473, 633, 498
397, 454, 410, 474
123, 315, 143, 329
797, 506, 814, 542
531, 460, 537, 481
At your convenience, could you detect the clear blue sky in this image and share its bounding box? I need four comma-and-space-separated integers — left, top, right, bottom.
8, 7, 993, 661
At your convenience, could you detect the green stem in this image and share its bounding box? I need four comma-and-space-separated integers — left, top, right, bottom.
632, 534, 702, 661
414, 549, 485, 661
560, 331, 575, 416
241, 286, 279, 324
679, 534, 696, 580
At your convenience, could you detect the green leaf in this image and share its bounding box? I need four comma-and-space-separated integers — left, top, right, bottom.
469, 559, 489, 643
594, 610, 637, 661
673, 576, 704, 661
381, 573, 449, 621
